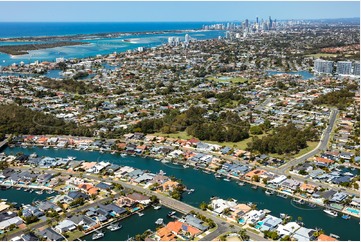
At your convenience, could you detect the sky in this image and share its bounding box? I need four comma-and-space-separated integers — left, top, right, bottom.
0, 1, 359, 22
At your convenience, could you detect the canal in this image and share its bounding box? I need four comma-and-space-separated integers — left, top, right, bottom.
3, 147, 360, 241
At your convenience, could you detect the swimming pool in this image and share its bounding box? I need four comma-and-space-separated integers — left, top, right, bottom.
239, 218, 245, 224
255, 221, 264, 229
346, 207, 360, 215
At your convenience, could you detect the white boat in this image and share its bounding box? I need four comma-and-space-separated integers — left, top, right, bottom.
155, 218, 164, 225
238, 182, 245, 186
223, 178, 230, 182
30, 153, 38, 158
277, 193, 288, 198
92, 231, 104, 240
35, 190, 43, 195
293, 198, 305, 205
203, 170, 211, 174
323, 209, 338, 217
43, 146, 50, 149
67, 156, 76, 160
137, 212, 144, 217
215, 174, 222, 178
187, 188, 195, 194
107, 223, 122, 231
183, 164, 189, 168
330, 234, 340, 239
161, 159, 170, 164
121, 153, 127, 157
153, 205, 162, 210
251, 185, 258, 189
167, 211, 176, 217
265, 190, 274, 195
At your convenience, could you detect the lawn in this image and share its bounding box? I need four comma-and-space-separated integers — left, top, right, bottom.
66, 230, 84, 241
306, 53, 337, 58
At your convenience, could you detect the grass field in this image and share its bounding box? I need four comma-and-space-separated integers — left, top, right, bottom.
306, 53, 337, 58
269, 141, 319, 159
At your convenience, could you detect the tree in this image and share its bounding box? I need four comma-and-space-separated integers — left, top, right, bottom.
200, 201, 208, 211
238, 229, 250, 241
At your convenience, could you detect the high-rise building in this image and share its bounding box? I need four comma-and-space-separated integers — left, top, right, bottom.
185, 34, 190, 43
225, 31, 231, 39
314, 59, 334, 74
245, 19, 249, 28
352, 62, 360, 76
168, 37, 174, 45
269, 16, 272, 29
256, 16, 259, 25
337, 61, 352, 75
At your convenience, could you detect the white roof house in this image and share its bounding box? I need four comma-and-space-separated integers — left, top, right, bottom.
277, 222, 301, 237
0, 216, 23, 230
292, 227, 316, 241
55, 219, 77, 233
210, 199, 237, 214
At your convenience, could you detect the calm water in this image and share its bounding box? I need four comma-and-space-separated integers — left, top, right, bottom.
3, 147, 360, 241
267, 70, 314, 80
82, 207, 175, 241
0, 187, 54, 206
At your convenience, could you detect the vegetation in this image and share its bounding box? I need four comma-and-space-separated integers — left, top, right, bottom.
42, 78, 102, 94
0, 41, 86, 55
247, 123, 316, 155
134, 107, 250, 143
0, 104, 93, 136
313, 88, 355, 110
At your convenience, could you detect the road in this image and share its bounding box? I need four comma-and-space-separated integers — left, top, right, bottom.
11, 167, 266, 241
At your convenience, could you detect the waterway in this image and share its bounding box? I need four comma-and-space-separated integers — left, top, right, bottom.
0, 30, 225, 65
266, 70, 314, 80
82, 207, 174, 241
2, 147, 360, 241
0, 187, 55, 207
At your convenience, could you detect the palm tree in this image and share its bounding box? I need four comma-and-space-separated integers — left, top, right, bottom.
238, 229, 250, 241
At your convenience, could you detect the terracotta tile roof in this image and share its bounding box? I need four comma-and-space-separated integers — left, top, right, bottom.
318, 234, 338, 241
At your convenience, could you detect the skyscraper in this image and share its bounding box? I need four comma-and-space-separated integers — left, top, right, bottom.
352, 62, 360, 76
245, 19, 249, 28
314, 59, 334, 74
269, 16, 272, 29
256, 16, 259, 25
337, 61, 352, 75
185, 34, 190, 43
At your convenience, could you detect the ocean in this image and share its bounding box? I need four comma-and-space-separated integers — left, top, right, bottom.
0, 22, 226, 64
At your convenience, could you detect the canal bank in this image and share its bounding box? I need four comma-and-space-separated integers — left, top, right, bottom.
3, 147, 360, 241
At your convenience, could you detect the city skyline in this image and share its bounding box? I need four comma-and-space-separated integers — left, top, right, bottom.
0, 1, 359, 22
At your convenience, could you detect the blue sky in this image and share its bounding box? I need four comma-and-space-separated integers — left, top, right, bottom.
0, 1, 359, 22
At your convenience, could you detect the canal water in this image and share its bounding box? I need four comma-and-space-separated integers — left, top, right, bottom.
266, 70, 314, 80
0, 187, 55, 207
3, 147, 360, 241
82, 207, 174, 241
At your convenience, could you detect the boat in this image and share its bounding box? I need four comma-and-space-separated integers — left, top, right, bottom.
155, 218, 164, 225
293, 198, 305, 205
341, 214, 351, 220
265, 190, 274, 195
35, 190, 43, 195
107, 223, 122, 231
308, 203, 317, 208
223, 178, 230, 182
29, 189, 34, 193
351, 167, 355, 171
215, 174, 222, 179
251, 185, 258, 189
111, 151, 116, 155
330, 234, 340, 239
161, 159, 170, 164
238, 182, 245, 186
137, 212, 144, 217
247, 202, 254, 207
67, 156, 76, 160
121, 154, 127, 157
46, 190, 54, 194
24, 188, 29, 192
323, 209, 338, 217
92, 231, 104, 240
16, 187, 21, 190
187, 188, 195, 194
167, 211, 176, 217
30, 153, 38, 158
43, 146, 50, 149
203, 170, 211, 174
193, 167, 199, 170
153, 205, 162, 210
277, 193, 288, 198
183, 164, 189, 168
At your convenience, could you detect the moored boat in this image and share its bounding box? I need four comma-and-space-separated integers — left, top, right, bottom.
265, 190, 274, 195
107, 223, 122, 231
323, 209, 338, 217
92, 231, 104, 240
342, 214, 351, 220
238, 182, 245, 186
155, 218, 164, 225
167, 211, 176, 217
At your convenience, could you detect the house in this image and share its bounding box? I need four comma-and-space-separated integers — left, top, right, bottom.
98, 203, 127, 217
183, 214, 209, 231
36, 173, 53, 184
55, 219, 77, 233
329, 192, 348, 203
259, 215, 283, 231
268, 175, 287, 186
68, 214, 98, 231
280, 179, 301, 191
210, 198, 237, 214
21, 232, 39, 241
96, 182, 113, 191
127, 193, 151, 205
230, 204, 252, 220
156, 221, 201, 240
314, 157, 334, 167
245, 169, 266, 180
244, 210, 267, 225
37, 201, 62, 213
68, 191, 89, 200
0, 216, 23, 230
276, 222, 301, 237
292, 227, 316, 241
300, 183, 317, 194
38, 228, 64, 241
